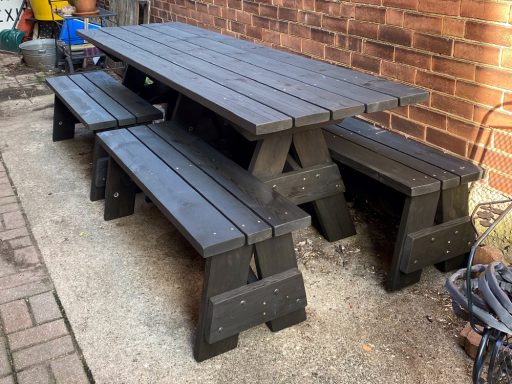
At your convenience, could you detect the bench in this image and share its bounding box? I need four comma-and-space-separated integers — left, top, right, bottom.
46, 71, 163, 201
323, 117, 484, 291
96, 121, 311, 361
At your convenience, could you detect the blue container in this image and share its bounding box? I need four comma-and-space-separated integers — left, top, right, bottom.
59, 18, 100, 45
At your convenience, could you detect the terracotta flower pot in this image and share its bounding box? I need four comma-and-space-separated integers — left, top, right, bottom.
73, 0, 98, 15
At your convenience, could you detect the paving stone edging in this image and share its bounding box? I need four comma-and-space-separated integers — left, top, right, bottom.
0, 155, 93, 384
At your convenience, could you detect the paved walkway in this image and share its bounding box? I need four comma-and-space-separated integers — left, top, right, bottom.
0, 158, 91, 383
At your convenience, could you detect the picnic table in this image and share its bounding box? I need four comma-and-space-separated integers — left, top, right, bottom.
66, 21, 485, 360
78, 22, 429, 242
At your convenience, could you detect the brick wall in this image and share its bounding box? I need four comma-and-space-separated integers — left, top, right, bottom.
150, 0, 512, 195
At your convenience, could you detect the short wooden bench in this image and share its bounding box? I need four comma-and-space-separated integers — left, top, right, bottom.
323, 117, 484, 291
46, 71, 163, 201
96, 122, 311, 362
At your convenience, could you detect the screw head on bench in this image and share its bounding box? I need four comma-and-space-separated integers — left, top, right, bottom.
431, 237, 435, 242
240, 300, 246, 305
218, 327, 223, 333
59, 121, 63, 126
113, 192, 119, 198
274, 288, 279, 295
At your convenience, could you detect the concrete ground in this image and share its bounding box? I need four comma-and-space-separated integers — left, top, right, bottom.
0, 53, 474, 383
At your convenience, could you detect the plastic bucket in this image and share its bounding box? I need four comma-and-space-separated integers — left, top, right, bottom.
19, 39, 57, 70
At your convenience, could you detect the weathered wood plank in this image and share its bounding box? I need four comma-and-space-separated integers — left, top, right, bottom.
338, 118, 483, 183
324, 130, 441, 196
68, 74, 136, 126
150, 23, 396, 113
171, 22, 428, 106
46, 76, 116, 130
126, 25, 364, 121
263, 163, 344, 205
206, 268, 306, 344
83, 71, 163, 123
148, 122, 311, 236
401, 216, 475, 273
324, 124, 460, 190
102, 26, 331, 126
97, 128, 246, 257
78, 29, 293, 135
129, 125, 273, 244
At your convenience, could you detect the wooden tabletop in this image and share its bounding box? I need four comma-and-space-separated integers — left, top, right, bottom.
79, 22, 428, 136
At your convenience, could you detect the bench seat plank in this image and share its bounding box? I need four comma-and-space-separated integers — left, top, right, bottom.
340, 118, 483, 183
169, 22, 428, 106
324, 130, 441, 196
97, 128, 246, 257
79, 29, 293, 135
148, 122, 311, 236
324, 124, 460, 190
67, 74, 136, 127
46, 76, 117, 130
83, 71, 163, 123
129, 125, 273, 244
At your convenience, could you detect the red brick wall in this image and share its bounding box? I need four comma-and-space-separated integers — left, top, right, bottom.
150, 0, 512, 195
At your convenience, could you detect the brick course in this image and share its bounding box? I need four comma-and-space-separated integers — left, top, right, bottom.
0, 164, 91, 383
154, 0, 512, 195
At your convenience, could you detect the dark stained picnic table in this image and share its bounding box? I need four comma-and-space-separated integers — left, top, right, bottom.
78, 22, 429, 242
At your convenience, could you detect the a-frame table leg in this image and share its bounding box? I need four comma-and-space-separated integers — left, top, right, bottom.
293, 129, 356, 241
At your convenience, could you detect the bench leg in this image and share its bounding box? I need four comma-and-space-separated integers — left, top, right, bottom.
104, 158, 137, 221
387, 191, 440, 291
254, 234, 307, 332
435, 184, 470, 272
194, 246, 252, 362
52, 96, 77, 142
90, 137, 109, 201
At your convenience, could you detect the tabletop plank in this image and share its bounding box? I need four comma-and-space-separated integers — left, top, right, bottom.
78, 29, 293, 135
152, 23, 399, 113
170, 22, 428, 106
127, 25, 364, 120
101, 26, 332, 126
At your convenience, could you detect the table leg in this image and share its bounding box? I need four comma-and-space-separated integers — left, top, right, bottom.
435, 184, 470, 272
254, 234, 307, 332
122, 65, 147, 94
293, 129, 356, 241
194, 246, 252, 362
248, 134, 292, 178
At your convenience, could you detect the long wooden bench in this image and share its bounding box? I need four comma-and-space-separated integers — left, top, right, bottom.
323, 117, 484, 291
96, 121, 311, 361
46, 71, 163, 201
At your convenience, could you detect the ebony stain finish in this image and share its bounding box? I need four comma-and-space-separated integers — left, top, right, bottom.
46, 72, 163, 202
324, 118, 484, 290
96, 123, 310, 361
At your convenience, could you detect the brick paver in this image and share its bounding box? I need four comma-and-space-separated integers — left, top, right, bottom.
0, 158, 91, 383
17, 365, 51, 384
29, 292, 61, 324
0, 300, 32, 333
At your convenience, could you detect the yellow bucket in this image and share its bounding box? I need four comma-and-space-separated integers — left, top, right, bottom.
29, 0, 70, 21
